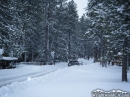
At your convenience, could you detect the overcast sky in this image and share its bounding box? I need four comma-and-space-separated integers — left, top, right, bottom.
73, 0, 88, 18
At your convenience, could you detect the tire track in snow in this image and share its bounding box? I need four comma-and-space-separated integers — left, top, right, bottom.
0, 70, 56, 87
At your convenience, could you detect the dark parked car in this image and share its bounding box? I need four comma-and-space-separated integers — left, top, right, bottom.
68, 60, 82, 66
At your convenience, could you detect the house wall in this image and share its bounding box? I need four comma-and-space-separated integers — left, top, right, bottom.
0, 60, 16, 69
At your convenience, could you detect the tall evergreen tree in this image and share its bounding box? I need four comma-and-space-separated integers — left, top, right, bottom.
0, 0, 10, 53
67, 0, 79, 61
53, 0, 68, 62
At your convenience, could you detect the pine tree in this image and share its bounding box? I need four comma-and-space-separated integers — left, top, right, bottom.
0, 0, 11, 54
52, 0, 68, 62
67, 0, 79, 61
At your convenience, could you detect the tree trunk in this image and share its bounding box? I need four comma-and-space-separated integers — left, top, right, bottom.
31, 53, 33, 62
122, 37, 128, 82
94, 46, 98, 63
24, 52, 27, 62
68, 31, 71, 62
127, 53, 129, 71
45, 25, 49, 64
45, 2, 50, 65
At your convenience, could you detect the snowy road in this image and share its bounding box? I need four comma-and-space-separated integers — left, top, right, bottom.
0, 70, 56, 87
0, 62, 68, 87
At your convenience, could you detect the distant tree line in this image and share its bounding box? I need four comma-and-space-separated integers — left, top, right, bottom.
0, 0, 85, 63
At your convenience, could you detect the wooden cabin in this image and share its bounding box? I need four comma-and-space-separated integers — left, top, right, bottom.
0, 57, 18, 69
0, 49, 18, 69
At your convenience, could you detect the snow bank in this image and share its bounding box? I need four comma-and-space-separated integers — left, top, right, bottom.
0, 67, 70, 97
78, 58, 94, 65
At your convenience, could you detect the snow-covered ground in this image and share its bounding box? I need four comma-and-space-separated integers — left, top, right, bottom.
0, 58, 130, 97
0, 62, 67, 87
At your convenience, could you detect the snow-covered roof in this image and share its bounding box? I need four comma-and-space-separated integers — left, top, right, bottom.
118, 52, 122, 55
0, 49, 18, 60
0, 49, 3, 55
1, 57, 18, 61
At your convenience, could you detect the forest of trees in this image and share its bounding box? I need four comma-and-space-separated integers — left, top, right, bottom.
0, 0, 81, 62
85, 0, 130, 82
0, 0, 130, 80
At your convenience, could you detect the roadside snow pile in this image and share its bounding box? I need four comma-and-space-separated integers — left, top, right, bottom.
78, 58, 94, 65
0, 67, 70, 97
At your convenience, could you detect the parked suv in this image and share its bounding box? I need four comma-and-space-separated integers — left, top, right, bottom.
68, 60, 82, 66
